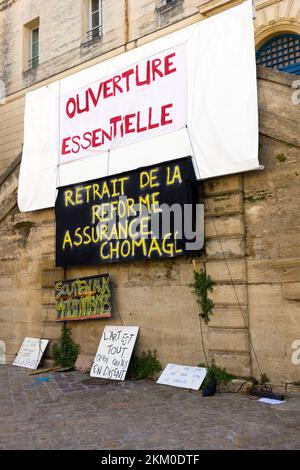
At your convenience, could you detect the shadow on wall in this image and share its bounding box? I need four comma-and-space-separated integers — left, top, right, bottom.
0, 341, 6, 364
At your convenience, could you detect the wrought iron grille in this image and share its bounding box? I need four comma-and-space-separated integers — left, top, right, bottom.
256, 33, 300, 75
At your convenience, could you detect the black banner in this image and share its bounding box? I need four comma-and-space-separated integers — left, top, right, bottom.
55, 157, 201, 267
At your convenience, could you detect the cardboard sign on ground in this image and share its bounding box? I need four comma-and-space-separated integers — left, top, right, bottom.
13, 338, 49, 370
157, 364, 207, 390
90, 326, 139, 381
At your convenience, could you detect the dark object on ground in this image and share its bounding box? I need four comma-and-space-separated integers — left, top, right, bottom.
199, 360, 234, 389
202, 376, 217, 397
80, 378, 119, 386
250, 388, 285, 401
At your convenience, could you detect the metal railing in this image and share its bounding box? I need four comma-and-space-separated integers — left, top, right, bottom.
28, 55, 39, 69
87, 25, 103, 42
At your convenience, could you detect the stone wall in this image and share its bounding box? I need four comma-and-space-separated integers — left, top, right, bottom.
245, 68, 300, 383
0, 1, 300, 383
0, 0, 201, 97
0, 67, 299, 384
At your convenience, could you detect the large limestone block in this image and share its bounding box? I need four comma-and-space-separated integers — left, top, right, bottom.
248, 284, 282, 306
179, 258, 205, 286
208, 306, 248, 329
41, 287, 56, 306
41, 269, 65, 288
282, 262, 300, 283
66, 264, 129, 288
209, 351, 251, 377
247, 259, 281, 283
206, 237, 245, 259
41, 253, 56, 271
205, 214, 245, 239
41, 321, 62, 340
206, 259, 246, 283
0, 275, 13, 289
208, 327, 249, 353
204, 193, 243, 217
211, 284, 247, 306
282, 283, 300, 302
126, 260, 180, 287
204, 175, 242, 196
41, 305, 57, 323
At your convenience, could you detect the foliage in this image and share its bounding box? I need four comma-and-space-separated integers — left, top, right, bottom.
276, 153, 287, 163
199, 361, 235, 389
260, 372, 270, 385
190, 270, 215, 323
53, 323, 80, 368
199, 360, 269, 389
128, 350, 162, 380
244, 190, 272, 203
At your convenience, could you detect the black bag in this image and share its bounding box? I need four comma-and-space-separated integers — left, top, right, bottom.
202, 376, 217, 397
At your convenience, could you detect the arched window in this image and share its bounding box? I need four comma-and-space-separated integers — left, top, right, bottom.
256, 33, 300, 75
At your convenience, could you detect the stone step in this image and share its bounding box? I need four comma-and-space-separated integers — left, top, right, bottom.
211, 284, 247, 306
208, 327, 249, 354
206, 259, 246, 283
206, 236, 245, 259
203, 174, 242, 197
208, 306, 248, 328
205, 214, 245, 239
204, 193, 243, 217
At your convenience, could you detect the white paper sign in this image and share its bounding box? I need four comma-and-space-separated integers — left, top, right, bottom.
13, 337, 49, 370
258, 398, 286, 405
90, 326, 139, 381
59, 44, 186, 163
157, 363, 207, 390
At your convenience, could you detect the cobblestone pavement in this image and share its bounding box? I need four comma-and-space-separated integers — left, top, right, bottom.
0, 365, 300, 450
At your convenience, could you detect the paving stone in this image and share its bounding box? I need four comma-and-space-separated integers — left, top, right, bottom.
0, 365, 299, 450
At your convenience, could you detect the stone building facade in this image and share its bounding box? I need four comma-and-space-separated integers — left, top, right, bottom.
0, 0, 300, 384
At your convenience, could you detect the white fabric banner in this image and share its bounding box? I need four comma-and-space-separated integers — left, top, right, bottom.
59, 44, 187, 162
18, 1, 259, 212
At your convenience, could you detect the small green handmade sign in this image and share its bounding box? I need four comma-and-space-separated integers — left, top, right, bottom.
55, 274, 111, 321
